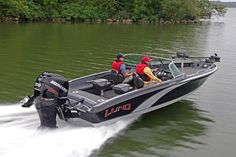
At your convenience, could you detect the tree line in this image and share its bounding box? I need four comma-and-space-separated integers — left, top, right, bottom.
0, 0, 226, 23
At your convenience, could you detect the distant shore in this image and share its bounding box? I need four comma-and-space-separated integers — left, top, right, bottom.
0, 0, 226, 25
0, 17, 202, 25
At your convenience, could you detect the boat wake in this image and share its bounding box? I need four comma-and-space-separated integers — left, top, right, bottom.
0, 103, 135, 157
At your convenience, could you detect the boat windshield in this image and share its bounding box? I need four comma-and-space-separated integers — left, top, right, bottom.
124, 54, 182, 78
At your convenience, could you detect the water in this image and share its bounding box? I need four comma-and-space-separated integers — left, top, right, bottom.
0, 8, 236, 157
0, 104, 136, 157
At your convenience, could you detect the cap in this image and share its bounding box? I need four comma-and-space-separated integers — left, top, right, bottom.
116, 53, 124, 59
142, 56, 152, 62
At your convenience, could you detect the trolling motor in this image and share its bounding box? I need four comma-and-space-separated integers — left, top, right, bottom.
174, 52, 220, 62
173, 52, 220, 71
176, 52, 189, 59
21, 72, 69, 128
174, 52, 190, 72
205, 53, 221, 63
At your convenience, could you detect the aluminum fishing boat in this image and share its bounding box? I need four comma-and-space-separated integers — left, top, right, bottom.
22, 52, 220, 127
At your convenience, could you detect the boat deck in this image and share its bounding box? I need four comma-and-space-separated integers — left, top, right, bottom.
180, 67, 203, 75
69, 89, 106, 104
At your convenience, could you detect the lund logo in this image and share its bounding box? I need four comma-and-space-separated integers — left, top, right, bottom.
105, 103, 131, 118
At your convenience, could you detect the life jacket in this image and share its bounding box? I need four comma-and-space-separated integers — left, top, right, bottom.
136, 63, 150, 81
112, 60, 124, 73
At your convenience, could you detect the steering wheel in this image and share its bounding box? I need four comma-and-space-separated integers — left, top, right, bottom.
153, 68, 173, 81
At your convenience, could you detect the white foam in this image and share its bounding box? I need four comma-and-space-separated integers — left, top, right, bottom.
0, 104, 135, 157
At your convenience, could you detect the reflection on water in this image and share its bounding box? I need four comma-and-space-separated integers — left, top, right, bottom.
96, 100, 214, 157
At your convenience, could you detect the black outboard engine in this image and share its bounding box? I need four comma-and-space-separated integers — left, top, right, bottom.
22, 72, 69, 128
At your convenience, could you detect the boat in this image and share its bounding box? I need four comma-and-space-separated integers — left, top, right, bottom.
21, 52, 220, 127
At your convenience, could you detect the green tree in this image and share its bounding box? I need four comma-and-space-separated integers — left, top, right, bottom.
0, 0, 31, 18
197, 0, 211, 17
132, 0, 162, 21
161, 0, 200, 20
0, 0, 226, 22
61, 2, 83, 20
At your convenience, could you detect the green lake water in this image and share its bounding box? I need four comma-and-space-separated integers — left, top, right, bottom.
0, 8, 236, 157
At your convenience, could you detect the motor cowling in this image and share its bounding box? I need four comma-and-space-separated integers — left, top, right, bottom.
34, 72, 68, 98
23, 72, 69, 128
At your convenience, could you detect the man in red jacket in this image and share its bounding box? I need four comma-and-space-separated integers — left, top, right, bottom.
112, 53, 132, 78
136, 56, 162, 84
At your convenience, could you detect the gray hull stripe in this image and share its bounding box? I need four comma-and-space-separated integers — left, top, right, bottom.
133, 83, 185, 112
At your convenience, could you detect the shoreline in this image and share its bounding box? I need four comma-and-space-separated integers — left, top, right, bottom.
0, 17, 202, 25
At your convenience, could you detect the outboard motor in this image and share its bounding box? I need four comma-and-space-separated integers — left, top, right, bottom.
22, 72, 69, 128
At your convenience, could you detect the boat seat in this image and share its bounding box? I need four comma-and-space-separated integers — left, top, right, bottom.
132, 73, 144, 89
110, 70, 125, 84
113, 83, 133, 94
90, 79, 113, 96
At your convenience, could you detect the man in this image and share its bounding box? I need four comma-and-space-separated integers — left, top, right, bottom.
112, 53, 132, 78
136, 56, 162, 85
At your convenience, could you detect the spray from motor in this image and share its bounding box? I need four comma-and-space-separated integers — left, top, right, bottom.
0, 104, 135, 157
